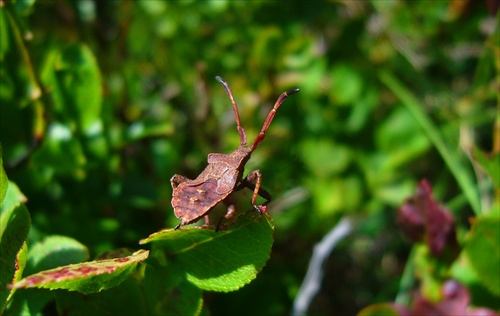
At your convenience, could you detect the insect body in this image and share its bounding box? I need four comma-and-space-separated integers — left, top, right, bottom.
171, 76, 299, 229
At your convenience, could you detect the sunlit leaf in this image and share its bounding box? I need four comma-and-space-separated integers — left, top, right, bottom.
141, 213, 274, 292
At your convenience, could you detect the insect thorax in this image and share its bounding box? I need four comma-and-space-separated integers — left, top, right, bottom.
207, 146, 251, 168
227, 146, 253, 168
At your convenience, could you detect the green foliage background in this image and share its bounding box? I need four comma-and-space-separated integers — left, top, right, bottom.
1, 0, 498, 315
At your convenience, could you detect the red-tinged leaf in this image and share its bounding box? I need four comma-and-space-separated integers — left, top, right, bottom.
467, 308, 500, 316
2, 241, 28, 313
413, 280, 468, 315
412, 280, 500, 316
12, 242, 28, 286
361, 280, 500, 316
397, 180, 458, 257
10, 249, 149, 294
397, 189, 426, 242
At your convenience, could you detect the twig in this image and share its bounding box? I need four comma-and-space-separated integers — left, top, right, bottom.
292, 217, 354, 316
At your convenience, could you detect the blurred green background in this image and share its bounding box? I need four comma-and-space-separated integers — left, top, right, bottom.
1, 0, 498, 314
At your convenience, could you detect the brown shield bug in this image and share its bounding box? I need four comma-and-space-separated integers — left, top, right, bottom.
171, 76, 299, 230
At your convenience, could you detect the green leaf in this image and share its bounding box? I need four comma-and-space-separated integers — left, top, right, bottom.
375, 106, 430, 169
49, 44, 102, 134
465, 216, 500, 296
2, 241, 28, 313
139, 1, 168, 16
0, 180, 27, 215
25, 235, 89, 276
127, 121, 175, 141
413, 244, 446, 301
140, 213, 274, 292
0, 145, 7, 205
473, 148, 500, 189
0, 8, 8, 62
31, 122, 87, 178
55, 277, 146, 315
306, 176, 362, 217
7, 243, 96, 315
142, 260, 203, 315
345, 86, 379, 132
4, 288, 53, 316
0, 203, 30, 313
299, 139, 352, 178
10, 249, 149, 294
330, 64, 363, 105
380, 71, 481, 215
13, 0, 37, 15
358, 303, 406, 316
11, 241, 28, 287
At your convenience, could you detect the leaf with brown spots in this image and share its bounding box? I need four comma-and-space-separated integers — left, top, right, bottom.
9, 249, 149, 294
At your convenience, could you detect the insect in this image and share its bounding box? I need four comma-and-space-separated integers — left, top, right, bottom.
171, 76, 299, 230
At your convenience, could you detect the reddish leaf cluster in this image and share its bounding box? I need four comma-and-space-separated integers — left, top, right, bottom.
394, 280, 499, 316
397, 179, 458, 257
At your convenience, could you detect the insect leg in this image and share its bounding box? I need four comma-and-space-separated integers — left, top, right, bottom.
214, 195, 238, 232
225, 204, 237, 219
239, 170, 270, 214
215, 217, 223, 232
174, 217, 190, 230
215, 204, 237, 232
235, 181, 271, 202
204, 215, 211, 226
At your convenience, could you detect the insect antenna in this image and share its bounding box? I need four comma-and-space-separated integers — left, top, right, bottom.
251, 88, 300, 151
216, 76, 247, 146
